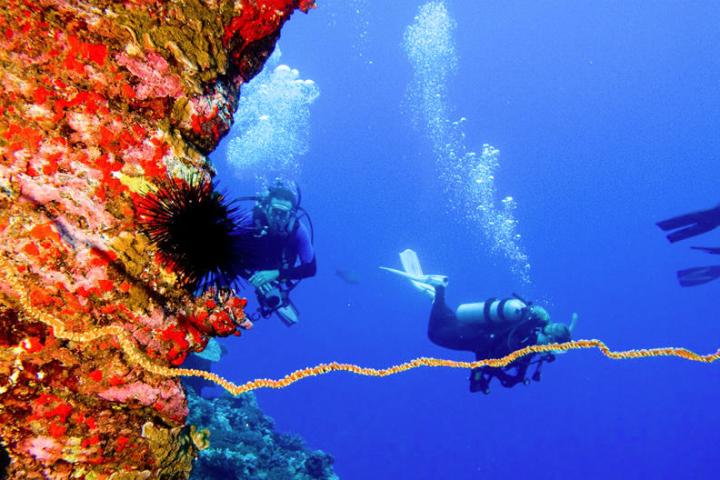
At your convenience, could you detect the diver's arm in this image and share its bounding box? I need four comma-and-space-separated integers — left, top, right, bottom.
569, 312, 578, 333
279, 223, 316, 280
250, 270, 279, 287
279, 256, 316, 280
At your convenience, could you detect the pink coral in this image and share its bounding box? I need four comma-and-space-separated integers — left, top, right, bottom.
116, 52, 184, 100
25, 437, 61, 463
99, 380, 188, 421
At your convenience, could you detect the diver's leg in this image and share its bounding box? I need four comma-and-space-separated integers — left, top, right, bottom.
428, 286, 454, 330
469, 367, 493, 394
428, 286, 482, 351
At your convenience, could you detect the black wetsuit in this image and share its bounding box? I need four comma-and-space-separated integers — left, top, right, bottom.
429, 286, 545, 392
239, 212, 316, 282
428, 285, 489, 351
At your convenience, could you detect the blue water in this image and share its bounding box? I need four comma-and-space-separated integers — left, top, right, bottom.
208, 2, 720, 478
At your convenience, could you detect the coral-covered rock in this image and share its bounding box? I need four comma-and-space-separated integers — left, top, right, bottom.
186, 389, 337, 480
0, 0, 313, 477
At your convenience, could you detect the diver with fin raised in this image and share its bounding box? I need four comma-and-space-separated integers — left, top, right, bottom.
381, 249, 577, 394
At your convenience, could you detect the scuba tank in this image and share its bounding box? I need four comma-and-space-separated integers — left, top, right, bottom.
456, 297, 527, 325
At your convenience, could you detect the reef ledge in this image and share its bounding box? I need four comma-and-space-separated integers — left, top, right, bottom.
0, 0, 316, 478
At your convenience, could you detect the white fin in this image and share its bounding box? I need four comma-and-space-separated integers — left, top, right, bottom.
400, 249, 424, 277
380, 249, 441, 298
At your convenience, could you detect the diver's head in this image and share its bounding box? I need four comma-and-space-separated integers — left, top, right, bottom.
263, 181, 298, 236
536, 322, 571, 345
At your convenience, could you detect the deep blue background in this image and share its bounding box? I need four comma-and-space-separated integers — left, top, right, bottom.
208, 1, 720, 478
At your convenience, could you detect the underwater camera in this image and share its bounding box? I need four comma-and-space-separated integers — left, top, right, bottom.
257, 282, 300, 326
262, 284, 283, 309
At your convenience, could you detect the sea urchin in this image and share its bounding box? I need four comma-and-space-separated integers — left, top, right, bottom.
136, 175, 249, 293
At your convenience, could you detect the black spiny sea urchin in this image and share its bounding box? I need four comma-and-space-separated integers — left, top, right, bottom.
136, 175, 251, 294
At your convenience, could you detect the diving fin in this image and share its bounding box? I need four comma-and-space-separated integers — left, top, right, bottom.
657, 205, 720, 243
677, 265, 720, 287
399, 248, 424, 278
380, 249, 446, 298
691, 246, 720, 255
276, 301, 299, 326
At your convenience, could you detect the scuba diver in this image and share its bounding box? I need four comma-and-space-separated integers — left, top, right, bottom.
657, 203, 720, 286
381, 249, 577, 394
237, 180, 316, 325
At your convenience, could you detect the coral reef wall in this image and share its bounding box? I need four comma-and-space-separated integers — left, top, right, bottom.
186, 389, 337, 480
0, 0, 313, 478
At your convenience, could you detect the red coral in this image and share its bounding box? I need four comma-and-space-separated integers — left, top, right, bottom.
223, 0, 316, 48
115, 436, 129, 452
48, 423, 67, 438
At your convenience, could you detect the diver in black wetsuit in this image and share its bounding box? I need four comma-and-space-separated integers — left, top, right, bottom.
237, 180, 316, 325
430, 280, 575, 393
657, 204, 720, 286
382, 249, 576, 394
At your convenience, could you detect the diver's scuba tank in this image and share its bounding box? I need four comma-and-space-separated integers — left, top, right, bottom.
456, 297, 528, 325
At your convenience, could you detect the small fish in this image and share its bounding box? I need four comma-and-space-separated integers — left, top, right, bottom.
335, 269, 360, 285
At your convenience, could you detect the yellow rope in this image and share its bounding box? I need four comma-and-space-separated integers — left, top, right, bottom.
169, 340, 720, 395
1, 255, 718, 396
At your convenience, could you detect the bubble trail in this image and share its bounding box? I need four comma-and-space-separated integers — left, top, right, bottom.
403, 1, 531, 283
225, 48, 320, 183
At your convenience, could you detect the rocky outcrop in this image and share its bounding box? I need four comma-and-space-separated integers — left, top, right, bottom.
187, 389, 337, 480
0, 1, 313, 477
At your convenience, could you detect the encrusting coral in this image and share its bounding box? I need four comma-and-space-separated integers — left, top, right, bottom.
0, 0, 314, 477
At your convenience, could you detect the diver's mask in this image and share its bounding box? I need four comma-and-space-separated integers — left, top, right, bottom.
265, 197, 296, 235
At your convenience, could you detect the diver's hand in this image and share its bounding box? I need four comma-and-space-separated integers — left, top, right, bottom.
569, 312, 578, 333
250, 270, 280, 287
